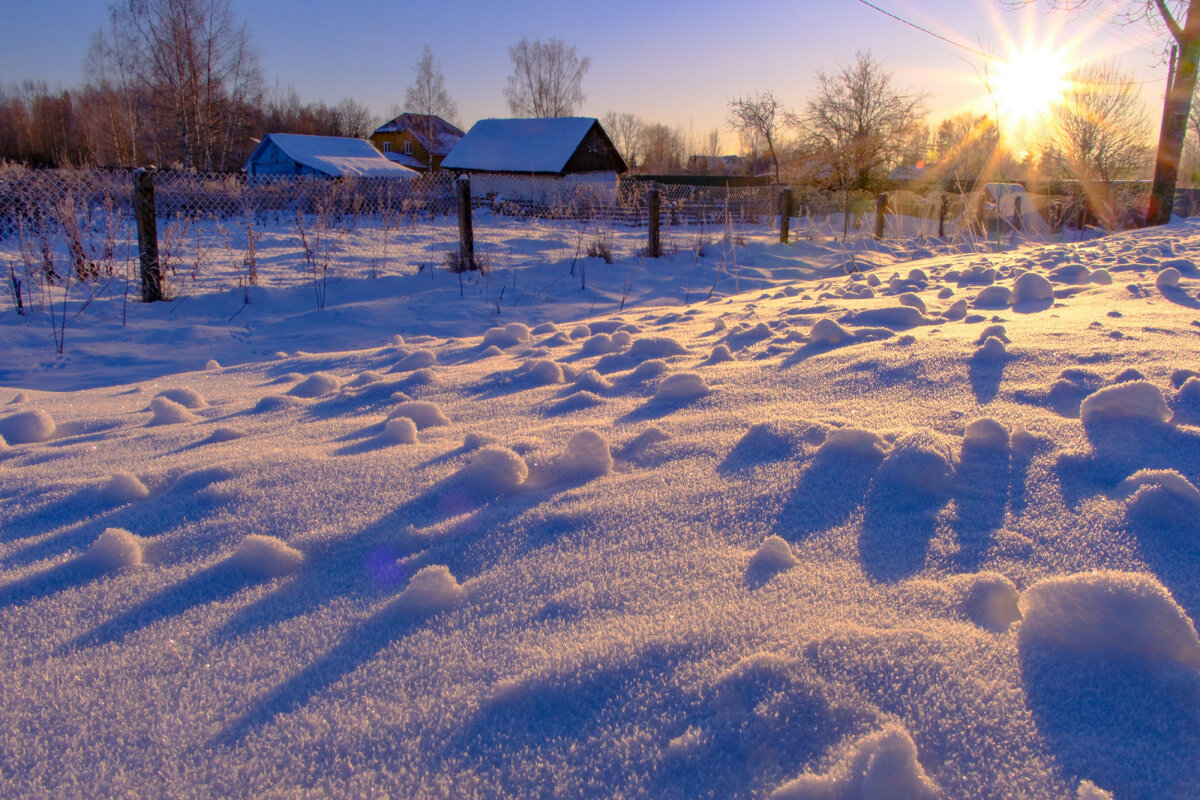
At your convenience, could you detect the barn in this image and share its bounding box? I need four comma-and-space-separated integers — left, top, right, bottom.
243, 133, 419, 178
440, 117, 626, 209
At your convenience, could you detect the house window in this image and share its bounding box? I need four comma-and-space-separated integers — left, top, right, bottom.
382, 142, 391, 152
404, 141, 413, 155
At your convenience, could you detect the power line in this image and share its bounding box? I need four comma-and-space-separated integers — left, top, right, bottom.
852, 0, 991, 58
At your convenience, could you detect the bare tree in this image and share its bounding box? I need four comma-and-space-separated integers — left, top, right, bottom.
601, 111, 644, 169
728, 91, 786, 182
1042, 62, 1150, 225
640, 123, 686, 173
803, 51, 924, 193
1006, 0, 1199, 225
504, 37, 590, 117
405, 44, 458, 170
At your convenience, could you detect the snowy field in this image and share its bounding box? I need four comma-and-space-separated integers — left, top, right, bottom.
1, 218, 1199, 798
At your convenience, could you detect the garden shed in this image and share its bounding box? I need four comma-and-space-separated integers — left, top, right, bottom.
243, 133, 419, 178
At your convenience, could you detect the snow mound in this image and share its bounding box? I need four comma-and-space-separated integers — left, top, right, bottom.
611, 330, 633, 349
148, 397, 198, 426
345, 370, 383, 388
974, 285, 1013, 308
749, 535, 799, 573
627, 336, 689, 359
841, 306, 930, 329
1077, 780, 1114, 800
963, 417, 1010, 451
876, 430, 956, 498
1013, 271, 1053, 304
974, 336, 1007, 360
386, 400, 450, 429
580, 333, 621, 355
518, 358, 564, 385
974, 324, 1008, 345
156, 387, 206, 408
818, 427, 889, 459
897, 292, 926, 313
456, 446, 529, 494
621, 425, 670, 457
962, 572, 1022, 631
227, 534, 304, 578
1156, 267, 1181, 290
1080, 380, 1171, 425
205, 426, 246, 443
83, 528, 146, 571
1117, 469, 1200, 523
381, 417, 418, 445
572, 369, 612, 394
103, 471, 150, 503
0, 409, 56, 444
483, 323, 532, 348
252, 395, 301, 414
287, 372, 341, 398
553, 429, 613, 479
1090, 268, 1113, 285
702, 344, 735, 365
1018, 571, 1200, 669
392, 564, 465, 615
394, 349, 437, 371
655, 372, 711, 401
809, 318, 850, 345
771, 724, 939, 800
629, 359, 667, 380
204, 359, 221, 370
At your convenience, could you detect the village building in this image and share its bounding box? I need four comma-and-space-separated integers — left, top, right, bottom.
369, 113, 464, 172
243, 133, 419, 178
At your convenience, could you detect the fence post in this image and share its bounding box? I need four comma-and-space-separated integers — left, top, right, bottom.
874, 193, 887, 240
779, 187, 792, 244
456, 175, 475, 270
133, 168, 163, 302
1013, 194, 1024, 232
937, 193, 947, 238
647, 188, 661, 258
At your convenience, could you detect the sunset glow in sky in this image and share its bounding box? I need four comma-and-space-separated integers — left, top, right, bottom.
0, 0, 1170, 149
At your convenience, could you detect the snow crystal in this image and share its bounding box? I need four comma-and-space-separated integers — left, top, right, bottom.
627, 336, 689, 359
1156, 267, 1182, 290
749, 535, 799, 573
962, 572, 1022, 631
380, 417, 418, 445
963, 417, 1010, 451
771, 724, 939, 800
654, 372, 711, 401
482, 323, 532, 348
287, 372, 341, 398
456, 446, 529, 494
1079, 380, 1171, 425
0, 409, 56, 444
392, 564, 465, 615
148, 397, 197, 426
386, 400, 450, 429
103, 471, 150, 503
394, 349, 437, 371
227, 534, 304, 579
1018, 571, 1200, 669
83, 528, 147, 571
809, 318, 850, 345
157, 387, 206, 408
1013, 271, 1053, 304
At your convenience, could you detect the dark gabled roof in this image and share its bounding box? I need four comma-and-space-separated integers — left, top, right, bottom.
372, 113, 464, 156
441, 117, 627, 175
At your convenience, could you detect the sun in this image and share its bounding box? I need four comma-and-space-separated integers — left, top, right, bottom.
990, 45, 1072, 130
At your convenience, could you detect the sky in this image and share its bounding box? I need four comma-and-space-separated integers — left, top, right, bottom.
0, 0, 1174, 150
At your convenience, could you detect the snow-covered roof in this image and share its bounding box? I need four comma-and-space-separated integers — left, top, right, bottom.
383, 151, 427, 170
248, 134, 419, 178
441, 117, 605, 174
371, 114, 464, 155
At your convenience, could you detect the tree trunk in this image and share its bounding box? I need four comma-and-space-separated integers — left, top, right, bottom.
1148, 0, 1200, 226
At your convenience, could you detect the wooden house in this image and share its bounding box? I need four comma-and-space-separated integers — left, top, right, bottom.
370, 113, 464, 172
243, 133, 419, 178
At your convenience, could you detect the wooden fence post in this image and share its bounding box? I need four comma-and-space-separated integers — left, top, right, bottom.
647, 188, 661, 257
874, 193, 887, 240
456, 176, 475, 270
937, 193, 947, 238
779, 187, 792, 244
1013, 194, 1024, 232
133, 169, 162, 302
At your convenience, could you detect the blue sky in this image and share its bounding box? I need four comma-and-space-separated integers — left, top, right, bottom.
0, 0, 1170, 148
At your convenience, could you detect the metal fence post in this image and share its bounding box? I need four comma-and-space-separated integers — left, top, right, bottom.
456, 176, 475, 270
874, 193, 887, 240
779, 187, 792, 244
133, 168, 163, 302
647, 188, 661, 258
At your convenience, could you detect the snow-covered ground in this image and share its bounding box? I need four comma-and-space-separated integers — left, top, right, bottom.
1, 219, 1199, 799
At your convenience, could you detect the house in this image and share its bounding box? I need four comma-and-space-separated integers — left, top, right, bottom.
243, 133, 419, 178
370, 113, 464, 172
440, 117, 627, 209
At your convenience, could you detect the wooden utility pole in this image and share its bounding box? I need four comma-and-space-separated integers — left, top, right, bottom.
779, 187, 792, 244
133, 169, 163, 302
456, 176, 475, 270
647, 188, 661, 257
